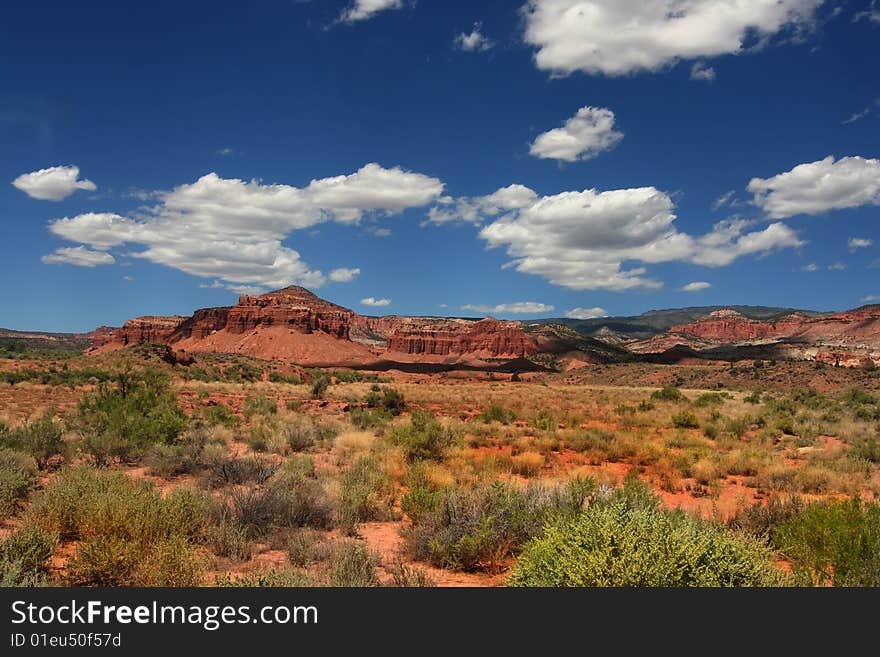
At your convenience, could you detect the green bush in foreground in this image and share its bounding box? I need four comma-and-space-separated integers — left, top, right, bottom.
0, 449, 38, 517
390, 410, 459, 462
508, 497, 787, 587
403, 478, 595, 572
25, 466, 209, 586
0, 412, 66, 469
74, 368, 187, 465
773, 498, 880, 587
0, 523, 57, 586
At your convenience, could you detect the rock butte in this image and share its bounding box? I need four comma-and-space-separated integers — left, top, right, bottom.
92, 287, 880, 369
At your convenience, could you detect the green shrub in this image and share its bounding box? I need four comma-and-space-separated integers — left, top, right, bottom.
508, 498, 786, 587
694, 393, 727, 407
75, 368, 187, 465
773, 498, 880, 586
204, 453, 279, 487
311, 375, 330, 399
197, 403, 240, 428
400, 465, 442, 524
26, 467, 209, 586
0, 412, 66, 469
207, 522, 252, 561
850, 436, 880, 464
386, 559, 437, 587
479, 405, 517, 425
145, 430, 207, 477
215, 568, 314, 587
390, 411, 459, 462
652, 386, 684, 402
243, 395, 278, 419
403, 478, 594, 572
327, 541, 380, 587
671, 412, 700, 429
337, 456, 397, 532
728, 496, 806, 542
567, 430, 615, 453
268, 371, 302, 385
0, 523, 57, 586
0, 449, 37, 517
286, 528, 324, 568
216, 469, 333, 537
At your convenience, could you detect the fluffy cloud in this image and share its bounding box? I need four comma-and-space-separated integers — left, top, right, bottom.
461, 302, 555, 315
339, 0, 403, 23
828, 262, 847, 271
681, 281, 711, 292
802, 263, 819, 272
522, 0, 823, 77
47, 164, 442, 290
455, 22, 494, 52
849, 237, 873, 251
41, 246, 115, 267
690, 62, 716, 81
329, 267, 361, 282
564, 307, 608, 319
529, 106, 623, 163
431, 184, 803, 291
361, 297, 391, 307
748, 156, 880, 218
712, 190, 736, 211
862, 295, 880, 304
428, 184, 538, 225
13, 165, 96, 201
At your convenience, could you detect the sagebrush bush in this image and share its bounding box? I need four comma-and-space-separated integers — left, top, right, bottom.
508, 498, 786, 587
208, 522, 253, 561
652, 386, 684, 402
0, 412, 66, 468
403, 478, 594, 572
391, 411, 459, 462
337, 456, 397, 532
26, 467, 209, 586
671, 411, 700, 429
0, 523, 57, 586
386, 559, 436, 587
243, 395, 278, 419
203, 453, 279, 487
75, 368, 187, 464
215, 568, 315, 587
773, 498, 880, 586
215, 467, 333, 537
327, 541, 380, 587
0, 449, 37, 517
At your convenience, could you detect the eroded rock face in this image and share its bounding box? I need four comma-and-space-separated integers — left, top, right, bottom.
386, 318, 539, 358
667, 310, 805, 342
226, 287, 353, 338
117, 316, 189, 345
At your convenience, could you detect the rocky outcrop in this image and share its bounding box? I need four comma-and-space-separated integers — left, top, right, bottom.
224, 287, 353, 338
386, 318, 539, 358
116, 316, 189, 346
667, 310, 805, 343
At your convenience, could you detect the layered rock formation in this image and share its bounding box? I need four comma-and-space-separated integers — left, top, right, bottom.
629, 306, 880, 366
96, 287, 548, 366
385, 318, 539, 359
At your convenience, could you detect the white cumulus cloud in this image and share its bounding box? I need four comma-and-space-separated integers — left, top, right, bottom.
802, 263, 819, 272
455, 22, 494, 51
529, 106, 623, 163
748, 155, 880, 218
41, 246, 115, 267
329, 267, 361, 282
47, 163, 443, 291
339, 0, 403, 23
564, 307, 608, 319
13, 165, 96, 201
361, 297, 392, 307
461, 302, 555, 315
522, 0, 824, 77
430, 183, 803, 291
849, 237, 873, 251
681, 281, 711, 292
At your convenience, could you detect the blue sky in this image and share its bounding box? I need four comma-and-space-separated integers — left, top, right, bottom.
2, 0, 879, 332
